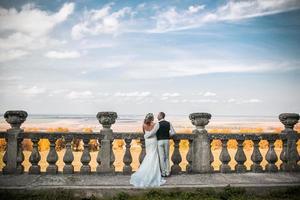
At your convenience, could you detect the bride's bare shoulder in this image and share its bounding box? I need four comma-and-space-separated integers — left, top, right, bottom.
150, 122, 155, 128
143, 123, 150, 131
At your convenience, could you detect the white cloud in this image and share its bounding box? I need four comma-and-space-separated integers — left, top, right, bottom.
161, 96, 169, 101
188, 5, 205, 13
23, 86, 46, 96
170, 99, 218, 103
227, 98, 236, 103
78, 40, 115, 50
0, 49, 28, 62
0, 3, 75, 37
0, 3, 74, 62
45, 50, 81, 59
122, 59, 298, 79
66, 91, 93, 100
242, 98, 262, 103
151, 0, 300, 32
162, 92, 181, 97
113, 91, 151, 102
0, 32, 64, 50
98, 92, 110, 96
188, 99, 218, 103
203, 92, 216, 97
0, 76, 22, 81
71, 3, 132, 39
227, 98, 262, 104
114, 91, 151, 97
48, 89, 68, 97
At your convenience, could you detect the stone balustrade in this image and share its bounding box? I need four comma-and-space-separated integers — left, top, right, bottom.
0, 111, 299, 175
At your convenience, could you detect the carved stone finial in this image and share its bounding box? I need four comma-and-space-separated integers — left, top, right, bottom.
96, 112, 118, 129
279, 113, 299, 131
189, 113, 211, 129
4, 110, 28, 129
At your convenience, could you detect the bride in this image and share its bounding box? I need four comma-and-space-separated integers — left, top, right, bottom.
130, 113, 166, 187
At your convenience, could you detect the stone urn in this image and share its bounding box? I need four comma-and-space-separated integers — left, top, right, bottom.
4, 110, 28, 129
279, 113, 299, 131
96, 112, 118, 129
189, 112, 211, 130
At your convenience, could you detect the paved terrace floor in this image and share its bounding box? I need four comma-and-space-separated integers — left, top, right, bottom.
0, 173, 300, 199
0, 173, 300, 197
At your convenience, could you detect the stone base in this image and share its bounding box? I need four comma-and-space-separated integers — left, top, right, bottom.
251, 164, 263, 173
63, 165, 74, 174
29, 166, 41, 174
46, 165, 58, 174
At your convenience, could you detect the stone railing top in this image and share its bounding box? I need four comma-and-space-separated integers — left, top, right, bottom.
207, 133, 299, 140
96, 112, 118, 129
0, 130, 299, 141
4, 110, 28, 129
0, 131, 195, 140
189, 112, 211, 129
279, 113, 299, 131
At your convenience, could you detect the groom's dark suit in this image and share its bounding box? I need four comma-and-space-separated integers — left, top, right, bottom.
156, 120, 171, 140
156, 119, 175, 176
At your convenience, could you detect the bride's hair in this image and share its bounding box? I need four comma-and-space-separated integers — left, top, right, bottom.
144, 113, 154, 125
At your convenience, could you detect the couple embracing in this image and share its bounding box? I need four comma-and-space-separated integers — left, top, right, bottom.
130, 112, 176, 187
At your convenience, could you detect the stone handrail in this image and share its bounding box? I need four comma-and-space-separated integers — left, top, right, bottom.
0, 111, 299, 175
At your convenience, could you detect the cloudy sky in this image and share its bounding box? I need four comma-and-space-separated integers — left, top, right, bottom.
0, 0, 300, 116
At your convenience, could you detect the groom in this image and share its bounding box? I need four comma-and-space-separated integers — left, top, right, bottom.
156, 112, 176, 177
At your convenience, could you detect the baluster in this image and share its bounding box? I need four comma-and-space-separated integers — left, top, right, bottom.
297, 139, 300, 170
123, 138, 132, 174
209, 138, 214, 172
139, 138, 146, 164
29, 137, 41, 174
2, 138, 8, 174
219, 139, 231, 173
251, 139, 263, 172
16, 137, 24, 174
80, 138, 91, 174
280, 139, 288, 171
287, 136, 300, 171
186, 139, 193, 173
110, 139, 115, 173
265, 139, 278, 172
46, 136, 58, 174
96, 138, 102, 173
234, 139, 246, 173
63, 135, 74, 174
171, 138, 182, 174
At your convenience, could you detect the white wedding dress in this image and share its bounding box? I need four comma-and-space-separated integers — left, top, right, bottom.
130, 128, 166, 187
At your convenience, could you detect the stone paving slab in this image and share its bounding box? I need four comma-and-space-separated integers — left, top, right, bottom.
0, 173, 299, 189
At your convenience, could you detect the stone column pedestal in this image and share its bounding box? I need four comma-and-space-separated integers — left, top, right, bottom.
279, 113, 300, 171
3, 110, 27, 174
96, 112, 117, 174
189, 113, 212, 173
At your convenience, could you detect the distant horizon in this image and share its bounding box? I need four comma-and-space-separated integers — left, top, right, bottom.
0, 112, 284, 119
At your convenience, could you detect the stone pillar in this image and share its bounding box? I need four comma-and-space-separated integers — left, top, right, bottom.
96, 111, 117, 173
279, 113, 300, 171
3, 110, 28, 174
189, 113, 211, 173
